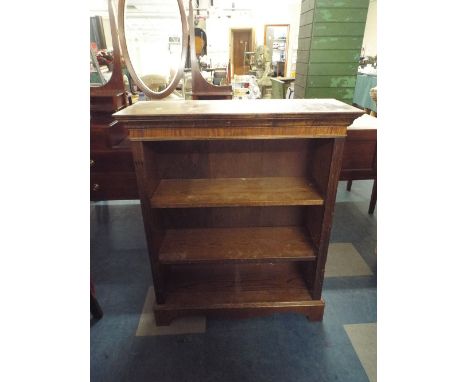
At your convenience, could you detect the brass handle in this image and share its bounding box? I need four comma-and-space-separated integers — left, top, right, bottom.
92, 184, 100, 191
90, 159, 95, 167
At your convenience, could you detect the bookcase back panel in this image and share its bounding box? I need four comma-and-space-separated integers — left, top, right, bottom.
160, 206, 306, 229
146, 140, 312, 179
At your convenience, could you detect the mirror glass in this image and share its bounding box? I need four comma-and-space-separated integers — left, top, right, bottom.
124, 0, 183, 92
90, 1, 115, 86
264, 24, 289, 77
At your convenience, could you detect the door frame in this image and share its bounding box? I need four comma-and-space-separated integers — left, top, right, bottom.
229, 28, 255, 78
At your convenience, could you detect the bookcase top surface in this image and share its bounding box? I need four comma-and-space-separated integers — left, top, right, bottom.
114, 99, 363, 121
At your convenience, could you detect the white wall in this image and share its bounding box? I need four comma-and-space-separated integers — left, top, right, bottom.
362, 0, 377, 57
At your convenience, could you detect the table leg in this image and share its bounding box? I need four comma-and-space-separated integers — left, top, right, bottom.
91, 280, 103, 319
368, 179, 377, 214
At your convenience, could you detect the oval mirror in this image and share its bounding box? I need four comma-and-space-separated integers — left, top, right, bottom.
90, 0, 115, 87
90, 0, 127, 93
118, 0, 188, 99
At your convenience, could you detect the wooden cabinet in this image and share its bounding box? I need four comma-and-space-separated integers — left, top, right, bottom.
114, 99, 362, 325
90, 0, 138, 201
341, 123, 377, 181
340, 115, 377, 213
90, 96, 139, 201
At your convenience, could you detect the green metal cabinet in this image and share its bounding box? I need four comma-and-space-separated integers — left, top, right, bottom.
295, 0, 369, 104
271, 77, 296, 99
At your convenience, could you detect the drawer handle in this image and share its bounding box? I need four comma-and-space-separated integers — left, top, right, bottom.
92, 184, 100, 191
90, 159, 95, 167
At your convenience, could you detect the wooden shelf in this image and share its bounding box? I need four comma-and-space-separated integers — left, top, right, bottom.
159, 226, 316, 264
160, 262, 315, 308
151, 177, 324, 208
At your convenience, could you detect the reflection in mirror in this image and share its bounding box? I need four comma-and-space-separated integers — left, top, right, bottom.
90, 1, 115, 86
264, 24, 289, 78
124, 0, 183, 93
90, 49, 106, 85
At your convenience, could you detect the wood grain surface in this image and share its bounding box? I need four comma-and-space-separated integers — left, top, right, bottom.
159, 226, 316, 264
162, 262, 314, 307
114, 99, 363, 121
160, 206, 306, 229
116, 98, 363, 324
151, 177, 324, 208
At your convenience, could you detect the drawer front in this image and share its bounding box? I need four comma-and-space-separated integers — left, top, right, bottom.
91, 115, 114, 126
91, 121, 128, 149
341, 140, 376, 171
90, 150, 135, 173
90, 172, 139, 201
90, 93, 127, 113
108, 122, 128, 148
91, 127, 109, 150
340, 129, 377, 179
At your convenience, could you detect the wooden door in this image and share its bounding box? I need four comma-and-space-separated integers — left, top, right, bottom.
232, 29, 252, 76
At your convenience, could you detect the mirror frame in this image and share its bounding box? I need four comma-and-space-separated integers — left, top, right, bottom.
264, 24, 290, 78
117, 0, 188, 99
90, 0, 126, 94
188, 0, 232, 99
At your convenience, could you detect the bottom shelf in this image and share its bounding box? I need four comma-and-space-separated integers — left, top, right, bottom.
155, 263, 324, 325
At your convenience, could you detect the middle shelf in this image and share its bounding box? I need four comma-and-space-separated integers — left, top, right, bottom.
159, 226, 316, 264
151, 177, 324, 208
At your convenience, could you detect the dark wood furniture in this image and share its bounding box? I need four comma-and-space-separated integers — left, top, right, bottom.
91, 0, 138, 201
90, 280, 103, 319
340, 116, 377, 214
90, 99, 139, 201
114, 99, 363, 325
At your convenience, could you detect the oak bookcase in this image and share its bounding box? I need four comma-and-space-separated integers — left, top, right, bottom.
114, 99, 363, 325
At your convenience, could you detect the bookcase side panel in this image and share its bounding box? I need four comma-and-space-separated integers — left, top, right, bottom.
132, 141, 167, 304
306, 138, 345, 299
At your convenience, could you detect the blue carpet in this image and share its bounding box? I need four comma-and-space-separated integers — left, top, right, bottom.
91, 180, 377, 382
